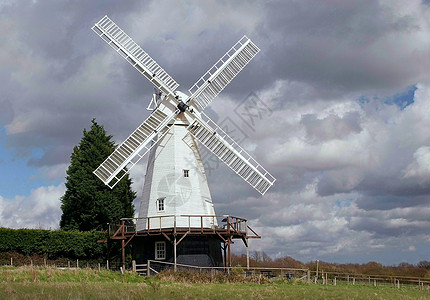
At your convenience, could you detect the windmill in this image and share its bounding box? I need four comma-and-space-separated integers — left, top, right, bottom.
92, 16, 275, 268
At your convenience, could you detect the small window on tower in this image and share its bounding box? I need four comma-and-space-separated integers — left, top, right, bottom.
183, 169, 189, 178
155, 241, 166, 260
157, 197, 165, 212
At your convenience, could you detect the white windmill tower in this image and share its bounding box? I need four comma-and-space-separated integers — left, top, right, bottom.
92, 16, 275, 267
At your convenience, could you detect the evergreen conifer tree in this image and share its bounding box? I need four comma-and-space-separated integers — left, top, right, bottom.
60, 119, 136, 231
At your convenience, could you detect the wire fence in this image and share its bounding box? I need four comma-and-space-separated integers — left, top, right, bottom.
2, 257, 430, 290
142, 260, 430, 290
1, 257, 124, 271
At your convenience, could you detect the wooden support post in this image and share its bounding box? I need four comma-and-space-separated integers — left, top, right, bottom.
353, 277, 355, 285
174, 235, 177, 272
76, 259, 78, 268
307, 270, 310, 283
106, 260, 109, 270
223, 243, 227, 271
245, 220, 249, 271
334, 277, 336, 286
10, 257, 12, 266
122, 239, 125, 270
228, 237, 232, 268
121, 220, 125, 270
246, 238, 250, 271
68, 261, 70, 269
98, 263, 101, 271
147, 260, 151, 276
374, 279, 376, 287
132, 260, 136, 272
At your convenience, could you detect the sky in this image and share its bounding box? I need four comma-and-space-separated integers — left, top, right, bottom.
1, 0, 430, 265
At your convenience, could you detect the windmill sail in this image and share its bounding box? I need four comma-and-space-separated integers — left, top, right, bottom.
187, 113, 275, 195
188, 36, 260, 110
92, 16, 275, 195
94, 107, 178, 188
92, 16, 179, 96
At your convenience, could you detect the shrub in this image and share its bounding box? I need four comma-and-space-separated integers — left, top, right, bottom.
0, 228, 106, 260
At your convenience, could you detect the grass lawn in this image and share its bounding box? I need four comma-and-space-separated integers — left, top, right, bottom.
0, 266, 429, 299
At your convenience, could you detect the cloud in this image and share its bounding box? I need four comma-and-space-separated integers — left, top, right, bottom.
403, 146, 430, 184
1, 0, 430, 265
256, 0, 430, 96
0, 183, 65, 229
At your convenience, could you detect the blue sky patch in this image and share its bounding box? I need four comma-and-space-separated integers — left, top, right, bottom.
0, 127, 45, 199
358, 85, 417, 110
383, 85, 417, 110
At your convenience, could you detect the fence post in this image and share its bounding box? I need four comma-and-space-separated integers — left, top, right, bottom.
98, 263, 101, 272
353, 277, 355, 285
107, 260, 109, 270
76, 259, 79, 268
68, 261, 70, 269
44, 258, 47, 267
347, 275, 349, 285
307, 270, 310, 283
10, 257, 12, 266
334, 277, 336, 286
325, 272, 328, 285
374, 279, 376, 287
132, 260, 136, 272
147, 260, 151, 276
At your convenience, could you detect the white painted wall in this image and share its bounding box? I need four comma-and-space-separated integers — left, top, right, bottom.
137, 117, 217, 230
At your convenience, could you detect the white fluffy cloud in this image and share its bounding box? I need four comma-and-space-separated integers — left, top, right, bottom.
0, 184, 65, 229
403, 146, 430, 184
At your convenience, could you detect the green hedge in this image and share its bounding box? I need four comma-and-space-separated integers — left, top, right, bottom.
0, 228, 106, 259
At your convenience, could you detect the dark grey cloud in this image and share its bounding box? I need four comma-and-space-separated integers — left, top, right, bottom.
0, 100, 14, 126
301, 112, 362, 143
255, 0, 429, 97
356, 195, 430, 211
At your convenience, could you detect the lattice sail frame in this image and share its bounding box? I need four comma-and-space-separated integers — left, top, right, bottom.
92, 16, 179, 96
187, 113, 275, 195
187, 36, 260, 110
92, 15, 275, 194
94, 106, 178, 188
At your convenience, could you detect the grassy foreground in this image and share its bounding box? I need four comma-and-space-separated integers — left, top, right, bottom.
0, 266, 429, 299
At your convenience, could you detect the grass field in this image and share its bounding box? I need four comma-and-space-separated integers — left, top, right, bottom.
0, 266, 429, 299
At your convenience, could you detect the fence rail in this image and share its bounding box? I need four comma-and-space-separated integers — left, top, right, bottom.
2, 257, 430, 290
143, 260, 430, 289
